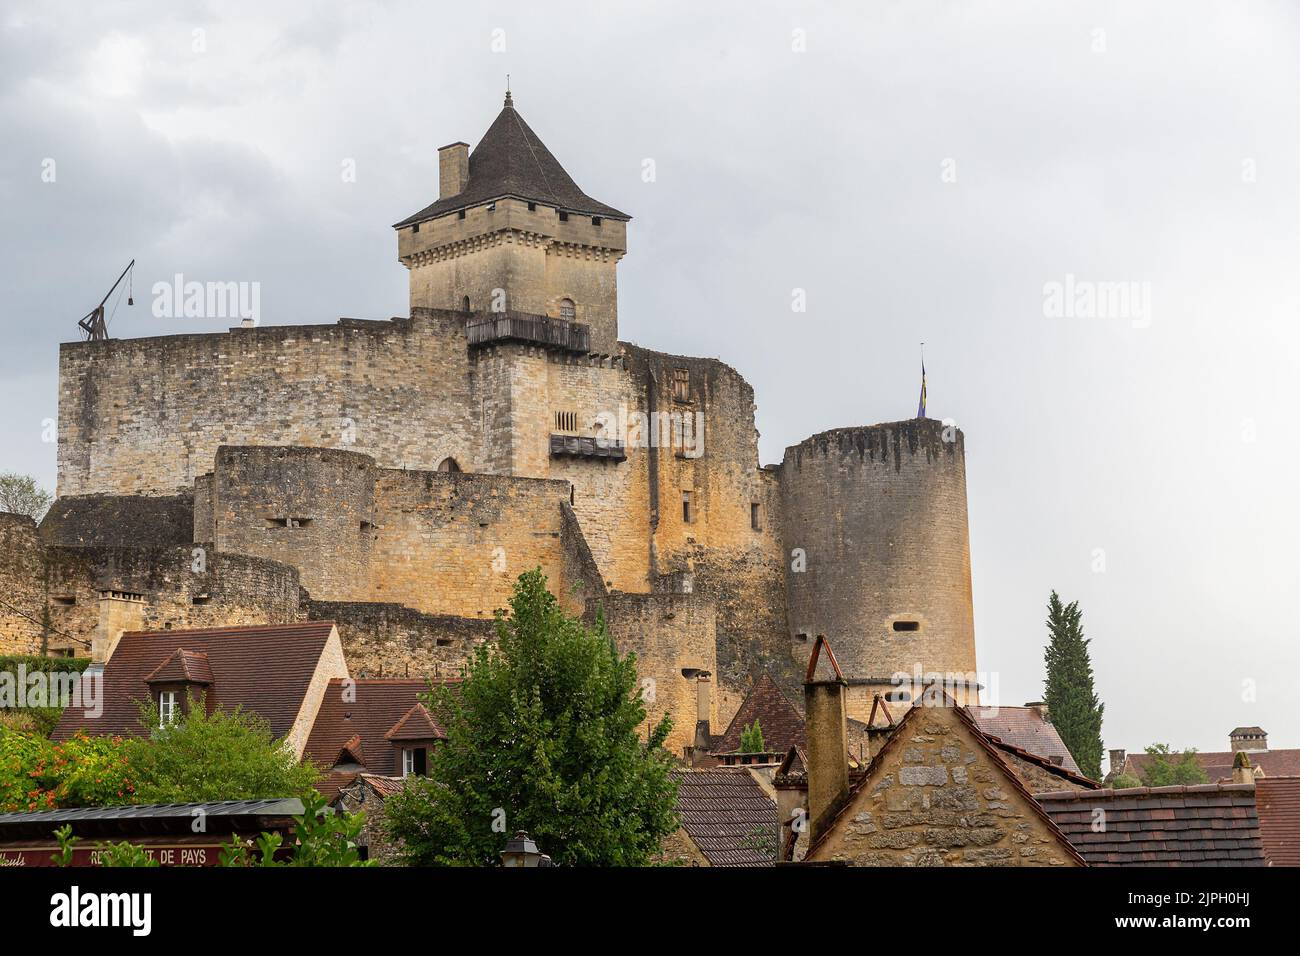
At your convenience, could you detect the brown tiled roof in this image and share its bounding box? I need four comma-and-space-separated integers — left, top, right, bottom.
711, 672, 805, 756
142, 648, 214, 685
670, 768, 779, 867
1036, 785, 1266, 866
1128, 748, 1300, 782
1231, 726, 1267, 736
394, 94, 629, 227
303, 679, 452, 785
52, 622, 338, 741
1254, 777, 1300, 866
968, 706, 1082, 774
384, 703, 445, 742
805, 691, 1087, 865
987, 736, 1102, 790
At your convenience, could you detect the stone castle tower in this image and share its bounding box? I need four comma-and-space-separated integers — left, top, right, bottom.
395, 91, 628, 353
2, 92, 980, 753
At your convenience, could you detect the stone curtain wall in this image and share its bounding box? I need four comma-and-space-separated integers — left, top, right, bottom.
808, 704, 1080, 867
57, 310, 480, 497
40, 494, 195, 549
781, 420, 976, 705
305, 601, 497, 680
0, 514, 46, 654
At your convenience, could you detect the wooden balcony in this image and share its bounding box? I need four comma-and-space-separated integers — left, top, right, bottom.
549, 434, 627, 462
466, 312, 591, 353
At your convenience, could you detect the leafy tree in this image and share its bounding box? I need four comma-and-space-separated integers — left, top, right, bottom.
1042, 591, 1105, 780
1137, 744, 1208, 786
0, 472, 53, 521
124, 697, 319, 803
739, 719, 765, 754
219, 791, 371, 867
385, 568, 679, 866
0, 729, 133, 811
1108, 772, 1144, 789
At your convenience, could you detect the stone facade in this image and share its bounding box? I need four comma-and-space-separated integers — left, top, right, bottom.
803, 701, 1083, 867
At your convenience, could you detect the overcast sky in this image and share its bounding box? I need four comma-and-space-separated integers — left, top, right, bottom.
3, 1, 1298, 762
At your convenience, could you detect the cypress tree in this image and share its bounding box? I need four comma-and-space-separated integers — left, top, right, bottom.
1042, 591, 1105, 780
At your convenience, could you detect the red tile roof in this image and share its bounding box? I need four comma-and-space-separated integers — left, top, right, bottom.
1129, 748, 1300, 782
143, 648, 215, 685
303, 679, 453, 792
1036, 785, 1266, 866
711, 672, 806, 756
1254, 776, 1300, 866
969, 706, 1082, 775
52, 622, 338, 741
669, 768, 778, 867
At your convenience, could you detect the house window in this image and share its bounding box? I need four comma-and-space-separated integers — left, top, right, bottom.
682, 490, 693, 523
554, 410, 578, 433
461, 295, 471, 312
159, 691, 179, 727
458, 209, 466, 220
672, 368, 690, 403
403, 747, 428, 777
558, 210, 569, 222
751, 503, 761, 531
412, 222, 419, 234
559, 298, 576, 321
592, 216, 602, 227
527, 201, 536, 212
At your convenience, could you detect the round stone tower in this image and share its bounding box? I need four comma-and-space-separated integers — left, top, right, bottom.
779, 419, 977, 720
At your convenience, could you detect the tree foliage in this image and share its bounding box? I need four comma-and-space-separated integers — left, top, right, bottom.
0, 472, 53, 521
1042, 591, 1105, 780
1137, 744, 1209, 787
385, 568, 679, 866
739, 719, 765, 754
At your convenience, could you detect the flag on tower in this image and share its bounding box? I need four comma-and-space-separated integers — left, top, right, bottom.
917, 353, 927, 419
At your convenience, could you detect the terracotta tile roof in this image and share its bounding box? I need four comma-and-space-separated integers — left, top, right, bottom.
142, 648, 214, 685
394, 94, 629, 227
670, 768, 779, 867
711, 672, 806, 756
804, 692, 1087, 865
385, 703, 445, 742
968, 706, 1081, 774
1128, 748, 1300, 782
1036, 784, 1266, 866
1254, 777, 1300, 866
987, 736, 1102, 790
52, 622, 338, 741
303, 679, 453, 788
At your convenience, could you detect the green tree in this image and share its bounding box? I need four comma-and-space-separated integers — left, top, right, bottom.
385, 568, 679, 866
1042, 591, 1105, 780
1137, 744, 1208, 786
0, 472, 53, 521
124, 697, 319, 803
1108, 772, 1144, 789
739, 719, 765, 754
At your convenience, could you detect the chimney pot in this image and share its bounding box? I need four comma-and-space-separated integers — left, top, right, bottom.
438, 142, 470, 200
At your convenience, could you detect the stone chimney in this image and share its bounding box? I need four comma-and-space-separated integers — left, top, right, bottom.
1231, 750, 1256, 786
804, 635, 849, 844
1108, 749, 1127, 774
1025, 700, 1050, 722
1229, 727, 1267, 754
90, 590, 146, 664
438, 142, 470, 199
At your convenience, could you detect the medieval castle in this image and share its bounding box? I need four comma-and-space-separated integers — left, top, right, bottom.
0, 93, 979, 753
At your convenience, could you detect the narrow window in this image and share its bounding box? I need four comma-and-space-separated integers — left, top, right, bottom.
527, 201, 536, 212
412, 222, 419, 234
159, 691, 179, 727
682, 490, 693, 523
461, 295, 471, 312
751, 503, 761, 531
458, 209, 466, 220
672, 368, 690, 403
360, 521, 373, 532
892, 620, 920, 632
592, 216, 602, 227
52, 595, 77, 607
558, 210, 569, 222
559, 298, 576, 321
794, 632, 809, 643
191, 594, 210, 605
267, 517, 288, 528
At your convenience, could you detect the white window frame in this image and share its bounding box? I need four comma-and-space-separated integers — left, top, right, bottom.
159, 690, 179, 727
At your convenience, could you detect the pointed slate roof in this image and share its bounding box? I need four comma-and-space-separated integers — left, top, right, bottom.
384, 702, 446, 742
711, 672, 806, 756
395, 92, 630, 227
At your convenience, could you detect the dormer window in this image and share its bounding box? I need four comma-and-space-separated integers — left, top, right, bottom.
158, 690, 179, 727
402, 747, 429, 777
559, 298, 576, 321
